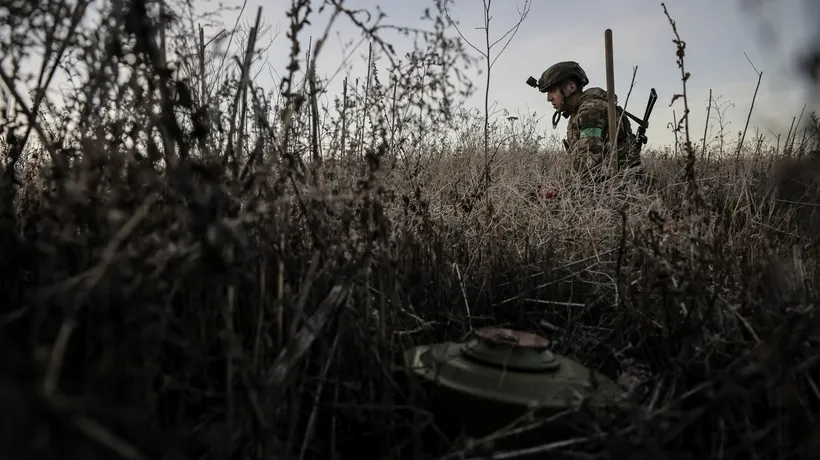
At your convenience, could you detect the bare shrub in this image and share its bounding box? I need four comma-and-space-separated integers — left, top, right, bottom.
1, 0, 819, 459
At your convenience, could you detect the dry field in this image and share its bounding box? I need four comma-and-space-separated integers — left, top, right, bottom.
1, 0, 819, 459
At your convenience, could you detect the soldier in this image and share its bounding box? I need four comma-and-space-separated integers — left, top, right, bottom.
536, 61, 642, 181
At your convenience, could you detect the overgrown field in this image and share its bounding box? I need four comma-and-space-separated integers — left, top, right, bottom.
1, 0, 820, 459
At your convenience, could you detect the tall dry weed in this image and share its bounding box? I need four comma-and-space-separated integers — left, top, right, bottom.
1, 1, 819, 459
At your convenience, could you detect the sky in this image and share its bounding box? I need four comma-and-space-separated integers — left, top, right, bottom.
189, 0, 820, 151
4, 0, 820, 152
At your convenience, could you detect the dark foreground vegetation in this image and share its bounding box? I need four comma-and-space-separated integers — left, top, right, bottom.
1, 0, 820, 458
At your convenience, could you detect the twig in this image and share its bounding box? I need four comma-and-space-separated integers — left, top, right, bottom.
36, 192, 161, 301
443, 0, 531, 212
453, 262, 472, 322
299, 332, 341, 460
266, 284, 349, 388
6, 0, 89, 161
789, 103, 808, 156
662, 3, 702, 210
612, 65, 638, 179
42, 192, 160, 396
225, 7, 262, 175
0, 68, 59, 162
702, 88, 712, 160
524, 299, 585, 307
73, 414, 148, 460
735, 52, 763, 169
467, 434, 605, 460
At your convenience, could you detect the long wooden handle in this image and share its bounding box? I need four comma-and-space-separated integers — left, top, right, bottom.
605, 29, 619, 174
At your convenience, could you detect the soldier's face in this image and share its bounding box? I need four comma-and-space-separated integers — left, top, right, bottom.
546, 88, 563, 110
547, 81, 576, 111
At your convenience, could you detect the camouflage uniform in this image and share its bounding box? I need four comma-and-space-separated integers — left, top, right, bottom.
565, 87, 641, 179
536, 62, 641, 181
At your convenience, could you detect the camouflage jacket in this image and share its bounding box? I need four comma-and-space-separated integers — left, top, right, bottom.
564, 87, 641, 179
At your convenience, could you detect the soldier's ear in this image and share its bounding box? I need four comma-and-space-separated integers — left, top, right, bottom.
565, 81, 577, 94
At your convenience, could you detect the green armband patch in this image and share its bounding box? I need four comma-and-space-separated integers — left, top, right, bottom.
580, 127, 603, 139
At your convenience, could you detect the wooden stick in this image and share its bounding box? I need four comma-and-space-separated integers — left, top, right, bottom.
605, 29, 618, 174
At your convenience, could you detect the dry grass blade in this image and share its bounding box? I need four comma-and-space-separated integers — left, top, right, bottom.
0, 0, 819, 459
266, 284, 350, 388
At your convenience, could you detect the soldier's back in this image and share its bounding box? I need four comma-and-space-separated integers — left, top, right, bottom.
566, 87, 641, 175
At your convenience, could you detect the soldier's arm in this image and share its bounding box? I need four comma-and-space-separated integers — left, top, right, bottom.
568, 100, 608, 159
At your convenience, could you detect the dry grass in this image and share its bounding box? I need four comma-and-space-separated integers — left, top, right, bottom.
1, 0, 820, 459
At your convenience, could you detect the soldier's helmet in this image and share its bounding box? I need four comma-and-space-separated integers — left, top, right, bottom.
537, 61, 589, 93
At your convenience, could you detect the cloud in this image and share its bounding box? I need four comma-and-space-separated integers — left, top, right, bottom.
9, 0, 818, 153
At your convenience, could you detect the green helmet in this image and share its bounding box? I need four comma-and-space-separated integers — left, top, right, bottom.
537, 61, 589, 93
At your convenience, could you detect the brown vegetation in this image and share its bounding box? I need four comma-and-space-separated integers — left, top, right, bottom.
1, 0, 819, 459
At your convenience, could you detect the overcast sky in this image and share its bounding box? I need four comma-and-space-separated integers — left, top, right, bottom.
7, 0, 818, 151
197, 0, 819, 150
